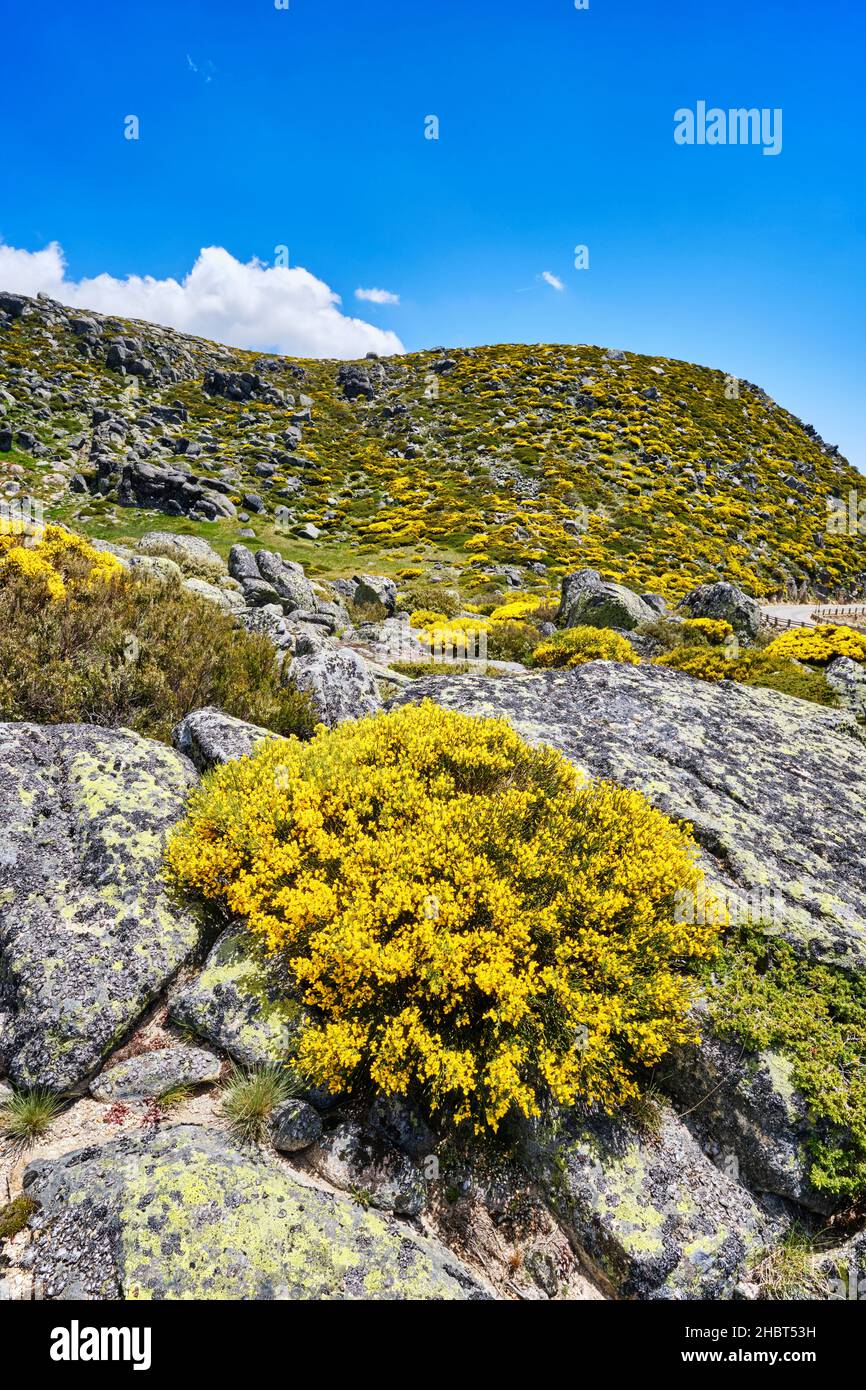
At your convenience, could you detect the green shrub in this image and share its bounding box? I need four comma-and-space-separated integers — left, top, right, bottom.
486, 620, 543, 663
221, 1064, 302, 1143
0, 566, 316, 744
706, 928, 866, 1202
397, 583, 462, 618
0, 1087, 62, 1145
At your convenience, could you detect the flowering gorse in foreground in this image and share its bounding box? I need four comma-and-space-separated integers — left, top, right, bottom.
166, 702, 718, 1133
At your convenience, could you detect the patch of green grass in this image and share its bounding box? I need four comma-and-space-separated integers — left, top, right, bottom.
0, 1088, 63, 1145
705, 928, 866, 1203
220, 1064, 303, 1144
751, 1226, 831, 1300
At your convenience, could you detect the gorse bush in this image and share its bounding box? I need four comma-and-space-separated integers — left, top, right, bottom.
762, 624, 866, 666
0, 527, 315, 743
532, 625, 639, 669
653, 646, 837, 706
167, 702, 718, 1133
680, 617, 734, 645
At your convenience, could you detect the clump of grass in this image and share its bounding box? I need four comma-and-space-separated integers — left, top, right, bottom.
751, 1227, 831, 1300
0, 1087, 63, 1146
0, 1194, 37, 1240
220, 1064, 301, 1143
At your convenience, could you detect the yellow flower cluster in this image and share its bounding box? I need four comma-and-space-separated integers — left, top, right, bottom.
653, 646, 733, 681
681, 617, 734, 644
763, 624, 866, 666
0, 524, 122, 600
489, 595, 544, 622
166, 702, 717, 1132
533, 625, 639, 669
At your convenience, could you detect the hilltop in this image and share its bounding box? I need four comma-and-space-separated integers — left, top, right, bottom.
0, 289, 863, 604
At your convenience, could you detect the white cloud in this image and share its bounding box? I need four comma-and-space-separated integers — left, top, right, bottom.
0, 241, 405, 358
541, 271, 565, 292
355, 286, 400, 305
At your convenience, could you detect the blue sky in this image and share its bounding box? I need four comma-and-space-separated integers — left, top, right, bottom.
3, 0, 865, 467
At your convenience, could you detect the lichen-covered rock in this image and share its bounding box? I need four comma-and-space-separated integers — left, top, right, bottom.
388, 663, 866, 967
530, 1107, 770, 1299
90, 1046, 221, 1102
308, 1119, 428, 1217
825, 656, 866, 719
557, 569, 656, 631
169, 928, 306, 1066
135, 532, 227, 582
679, 581, 761, 638
255, 550, 317, 611
352, 573, 397, 614
269, 1098, 323, 1152
181, 576, 245, 614
172, 706, 275, 773
22, 1126, 490, 1300
664, 1021, 835, 1214
290, 649, 381, 727
0, 723, 202, 1091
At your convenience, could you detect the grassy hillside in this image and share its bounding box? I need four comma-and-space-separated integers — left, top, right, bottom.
1, 292, 863, 603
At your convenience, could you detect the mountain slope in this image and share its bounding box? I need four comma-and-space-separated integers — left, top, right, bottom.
1, 289, 863, 603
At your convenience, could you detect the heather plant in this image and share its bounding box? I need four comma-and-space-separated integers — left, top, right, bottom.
167, 702, 718, 1134
0, 541, 315, 743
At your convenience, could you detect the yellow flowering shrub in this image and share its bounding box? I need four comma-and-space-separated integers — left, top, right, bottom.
762, 624, 866, 666
408, 609, 447, 629
489, 595, 544, 622
533, 625, 639, 669
681, 617, 734, 644
653, 646, 733, 681
0, 524, 122, 600
166, 702, 717, 1132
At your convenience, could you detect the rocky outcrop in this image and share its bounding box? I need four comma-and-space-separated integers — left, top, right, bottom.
387, 662, 866, 967
172, 706, 275, 773
826, 655, 866, 718
679, 581, 761, 639
290, 649, 381, 726
118, 459, 236, 521
557, 569, 656, 631
22, 1126, 491, 1300
529, 1106, 771, 1300
0, 723, 201, 1091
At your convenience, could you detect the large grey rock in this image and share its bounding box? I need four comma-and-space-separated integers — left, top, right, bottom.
172, 706, 274, 773
169, 928, 306, 1067
679, 581, 761, 639
290, 649, 381, 726
22, 1126, 490, 1300
557, 569, 656, 631
309, 1119, 427, 1217
665, 1015, 836, 1214
352, 573, 397, 615
182, 576, 245, 614
228, 544, 262, 584
255, 550, 317, 611
387, 663, 866, 967
529, 1106, 770, 1299
90, 1046, 221, 1102
0, 724, 201, 1090
826, 656, 866, 718
135, 532, 227, 582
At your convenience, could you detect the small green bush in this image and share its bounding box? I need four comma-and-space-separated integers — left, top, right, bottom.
221, 1064, 302, 1143
706, 927, 866, 1202
397, 583, 462, 618
0, 567, 316, 743
0, 1087, 62, 1144
486, 620, 542, 663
